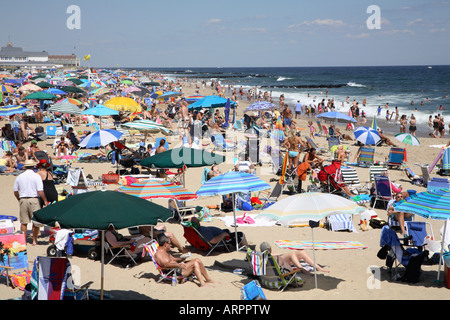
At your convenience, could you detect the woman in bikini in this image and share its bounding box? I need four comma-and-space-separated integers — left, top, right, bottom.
283, 129, 305, 171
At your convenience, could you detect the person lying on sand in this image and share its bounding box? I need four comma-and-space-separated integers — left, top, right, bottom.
154, 234, 217, 287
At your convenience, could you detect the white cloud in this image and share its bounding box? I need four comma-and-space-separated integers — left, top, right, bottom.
287, 18, 346, 32
407, 18, 423, 26
346, 33, 370, 39
241, 27, 266, 33
206, 18, 222, 24
430, 28, 447, 33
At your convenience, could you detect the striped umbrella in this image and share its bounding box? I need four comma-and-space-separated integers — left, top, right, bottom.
395, 133, 420, 146
256, 192, 365, 288
394, 189, 450, 284
354, 126, 381, 145
121, 120, 172, 135
245, 101, 276, 111
1, 85, 16, 93
48, 102, 82, 115
0, 105, 29, 117
196, 171, 271, 251
116, 180, 198, 201
79, 129, 123, 148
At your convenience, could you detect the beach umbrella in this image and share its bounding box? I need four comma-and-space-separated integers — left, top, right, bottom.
66, 78, 84, 85
371, 115, 378, 130
32, 190, 172, 300
79, 129, 123, 148
120, 80, 134, 85
196, 171, 271, 250
188, 95, 237, 110
58, 98, 83, 105
145, 81, 160, 86
43, 88, 68, 95
123, 86, 141, 93
116, 180, 198, 201
185, 95, 205, 103
18, 84, 41, 92
48, 102, 82, 115
141, 147, 225, 169
35, 82, 53, 89
157, 91, 183, 100
393, 188, 450, 285
82, 104, 119, 117
256, 192, 365, 288
120, 119, 172, 135
316, 111, 357, 124
245, 101, 276, 112
23, 92, 57, 100
0, 85, 15, 93
395, 133, 420, 146
0, 105, 29, 117
59, 86, 85, 94
104, 97, 141, 113
354, 126, 381, 145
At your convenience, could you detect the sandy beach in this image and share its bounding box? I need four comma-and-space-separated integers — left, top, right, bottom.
1, 81, 450, 303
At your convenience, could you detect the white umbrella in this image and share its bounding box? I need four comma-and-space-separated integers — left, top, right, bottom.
257, 192, 365, 288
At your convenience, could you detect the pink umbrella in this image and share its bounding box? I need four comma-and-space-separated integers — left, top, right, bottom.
123, 86, 141, 93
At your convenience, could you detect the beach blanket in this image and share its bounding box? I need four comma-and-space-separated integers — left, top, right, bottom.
275, 240, 368, 250
8, 270, 32, 291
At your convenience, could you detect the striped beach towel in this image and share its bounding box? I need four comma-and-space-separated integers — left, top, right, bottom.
275, 240, 368, 250
248, 250, 268, 276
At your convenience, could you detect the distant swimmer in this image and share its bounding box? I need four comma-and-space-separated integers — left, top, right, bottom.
411, 100, 414, 105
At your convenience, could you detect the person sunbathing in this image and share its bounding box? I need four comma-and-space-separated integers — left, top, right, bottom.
154, 234, 216, 287
259, 242, 329, 274
190, 217, 249, 248
105, 225, 151, 257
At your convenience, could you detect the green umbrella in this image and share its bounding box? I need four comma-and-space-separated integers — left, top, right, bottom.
32, 190, 172, 299
35, 82, 54, 88
66, 78, 84, 85
140, 147, 225, 169
395, 133, 420, 146
23, 92, 57, 100
60, 86, 85, 94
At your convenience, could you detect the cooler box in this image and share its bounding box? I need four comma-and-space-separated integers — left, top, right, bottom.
0, 219, 15, 234
444, 253, 450, 289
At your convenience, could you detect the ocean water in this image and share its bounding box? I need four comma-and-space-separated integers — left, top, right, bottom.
140, 66, 450, 135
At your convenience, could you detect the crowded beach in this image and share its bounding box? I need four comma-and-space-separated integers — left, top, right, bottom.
1, 67, 450, 301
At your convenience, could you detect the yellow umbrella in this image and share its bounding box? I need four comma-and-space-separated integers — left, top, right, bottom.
104, 97, 141, 113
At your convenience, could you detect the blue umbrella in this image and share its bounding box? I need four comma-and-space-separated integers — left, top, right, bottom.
354, 127, 381, 145
245, 101, 276, 112
394, 188, 450, 284
79, 129, 123, 148
157, 91, 183, 100
0, 105, 29, 117
82, 104, 119, 117
196, 171, 271, 250
316, 111, 357, 124
44, 88, 68, 95
188, 95, 237, 110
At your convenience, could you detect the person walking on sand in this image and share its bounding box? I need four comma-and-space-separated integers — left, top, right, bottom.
13, 159, 48, 245
154, 234, 216, 287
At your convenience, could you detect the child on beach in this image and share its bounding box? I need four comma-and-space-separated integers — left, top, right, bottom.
308, 121, 315, 139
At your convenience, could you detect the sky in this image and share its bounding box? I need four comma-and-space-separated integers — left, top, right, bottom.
1, 0, 449, 68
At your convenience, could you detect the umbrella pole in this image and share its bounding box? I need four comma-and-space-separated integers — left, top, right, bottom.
232, 193, 239, 251
101, 230, 105, 300
311, 227, 318, 289
437, 219, 448, 286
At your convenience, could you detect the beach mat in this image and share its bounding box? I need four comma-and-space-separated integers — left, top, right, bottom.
275, 240, 368, 250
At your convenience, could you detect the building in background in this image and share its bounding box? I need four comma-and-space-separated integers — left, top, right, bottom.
0, 42, 79, 68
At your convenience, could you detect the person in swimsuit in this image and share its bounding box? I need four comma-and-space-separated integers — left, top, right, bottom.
409, 115, 417, 136
283, 129, 305, 171
36, 159, 58, 207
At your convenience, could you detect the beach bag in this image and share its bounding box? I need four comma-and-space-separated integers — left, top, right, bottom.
102, 171, 120, 184
401, 250, 427, 283
369, 218, 387, 229
240, 280, 266, 300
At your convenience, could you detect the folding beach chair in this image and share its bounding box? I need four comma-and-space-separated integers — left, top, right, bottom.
26, 256, 92, 300
104, 236, 139, 267
402, 162, 424, 186
387, 147, 406, 169
372, 174, 393, 209
369, 165, 388, 183
326, 214, 357, 232
357, 147, 375, 167
168, 198, 197, 222
305, 137, 325, 154
46, 125, 57, 137
182, 222, 231, 256
420, 165, 431, 186
233, 119, 244, 132
427, 177, 450, 192
378, 226, 428, 282
258, 182, 283, 206
211, 134, 235, 151
405, 221, 434, 247
271, 152, 283, 175
340, 166, 361, 189
142, 240, 191, 284
247, 249, 304, 292
327, 136, 340, 152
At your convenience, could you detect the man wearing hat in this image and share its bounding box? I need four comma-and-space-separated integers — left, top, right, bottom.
13, 159, 48, 245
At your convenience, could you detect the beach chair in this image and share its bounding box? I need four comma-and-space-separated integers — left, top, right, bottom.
419, 165, 431, 186
46, 125, 57, 137
247, 249, 304, 292
427, 177, 450, 192
316, 120, 323, 135
258, 182, 283, 206
271, 152, 283, 175
327, 136, 340, 151
182, 222, 231, 256
357, 147, 375, 167
305, 137, 326, 154
143, 240, 191, 284
378, 226, 428, 282
26, 256, 93, 300
201, 167, 211, 185
369, 165, 388, 183
211, 134, 235, 151
387, 147, 406, 169
326, 214, 357, 232
233, 119, 244, 132
402, 162, 424, 186
405, 221, 434, 247
168, 198, 197, 222
372, 174, 393, 209
104, 238, 139, 267
340, 166, 361, 189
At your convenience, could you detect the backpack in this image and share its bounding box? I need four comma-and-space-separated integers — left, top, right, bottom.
401, 250, 427, 283
369, 218, 387, 229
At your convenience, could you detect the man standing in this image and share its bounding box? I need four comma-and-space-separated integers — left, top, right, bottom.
13, 159, 48, 245
178, 97, 189, 139
282, 104, 293, 127
294, 100, 302, 119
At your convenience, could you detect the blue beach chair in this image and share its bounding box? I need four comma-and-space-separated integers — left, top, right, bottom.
387, 147, 406, 169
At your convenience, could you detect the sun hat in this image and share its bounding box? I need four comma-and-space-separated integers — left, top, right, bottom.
24, 159, 37, 168
36, 159, 49, 168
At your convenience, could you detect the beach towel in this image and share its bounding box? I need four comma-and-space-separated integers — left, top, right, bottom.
37, 257, 70, 300
8, 270, 32, 291
219, 214, 277, 228
275, 240, 368, 250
